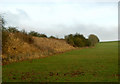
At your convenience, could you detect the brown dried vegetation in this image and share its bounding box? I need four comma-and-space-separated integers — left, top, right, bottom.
2, 32, 74, 64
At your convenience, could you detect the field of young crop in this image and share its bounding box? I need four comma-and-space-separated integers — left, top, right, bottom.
2, 41, 118, 82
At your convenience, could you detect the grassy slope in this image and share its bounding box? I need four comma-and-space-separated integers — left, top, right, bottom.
2, 41, 118, 82
2, 33, 74, 64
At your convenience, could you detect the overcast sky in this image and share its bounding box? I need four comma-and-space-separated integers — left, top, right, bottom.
0, 0, 119, 41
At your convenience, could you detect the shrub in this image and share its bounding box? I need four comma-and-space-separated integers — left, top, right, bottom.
39, 34, 47, 38
73, 37, 84, 47
85, 39, 91, 46
88, 34, 99, 46
29, 31, 38, 36
49, 36, 56, 39
29, 31, 47, 38
65, 33, 90, 47
65, 34, 75, 46
7, 27, 19, 33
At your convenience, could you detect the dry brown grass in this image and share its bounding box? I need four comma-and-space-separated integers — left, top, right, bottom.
2, 33, 74, 64
33, 37, 74, 53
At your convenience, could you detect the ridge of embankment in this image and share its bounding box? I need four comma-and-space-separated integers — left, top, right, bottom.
2, 33, 74, 64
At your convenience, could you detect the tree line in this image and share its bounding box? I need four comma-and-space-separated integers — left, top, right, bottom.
0, 15, 99, 49
65, 33, 99, 47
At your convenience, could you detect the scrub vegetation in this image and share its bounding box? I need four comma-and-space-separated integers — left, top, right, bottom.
1, 15, 118, 82
2, 41, 118, 82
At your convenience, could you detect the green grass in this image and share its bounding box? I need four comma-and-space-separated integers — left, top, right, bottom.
2, 41, 118, 82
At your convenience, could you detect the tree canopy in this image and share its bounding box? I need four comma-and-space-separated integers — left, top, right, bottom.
88, 34, 99, 46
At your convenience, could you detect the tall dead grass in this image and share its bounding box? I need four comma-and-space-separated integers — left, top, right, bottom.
2, 33, 74, 64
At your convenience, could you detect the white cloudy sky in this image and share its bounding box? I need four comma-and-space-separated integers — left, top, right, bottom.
0, 0, 119, 41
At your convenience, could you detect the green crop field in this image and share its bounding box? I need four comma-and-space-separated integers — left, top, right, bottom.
2, 41, 118, 82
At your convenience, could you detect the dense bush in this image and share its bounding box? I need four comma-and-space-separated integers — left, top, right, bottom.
65, 34, 74, 46
49, 36, 56, 39
74, 34, 87, 47
65, 33, 98, 47
7, 27, 19, 33
29, 31, 47, 38
39, 34, 47, 38
65, 33, 90, 47
88, 34, 99, 46
85, 39, 91, 46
